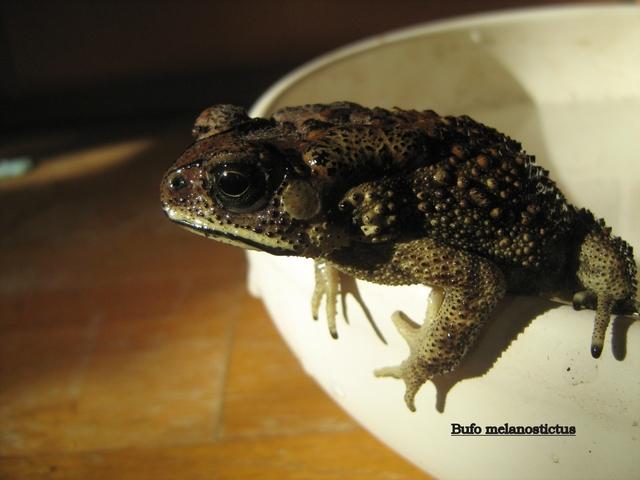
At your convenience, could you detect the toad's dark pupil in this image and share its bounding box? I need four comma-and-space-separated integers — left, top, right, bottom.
218, 170, 249, 197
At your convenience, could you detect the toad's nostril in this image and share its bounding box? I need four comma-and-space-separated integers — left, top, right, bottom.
170, 175, 187, 191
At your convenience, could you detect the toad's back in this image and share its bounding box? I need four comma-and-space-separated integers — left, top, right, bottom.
278, 103, 579, 290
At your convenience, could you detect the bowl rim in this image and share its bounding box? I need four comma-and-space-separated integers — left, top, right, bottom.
250, 3, 639, 117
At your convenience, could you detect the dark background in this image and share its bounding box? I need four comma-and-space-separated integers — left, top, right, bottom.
2, 0, 620, 137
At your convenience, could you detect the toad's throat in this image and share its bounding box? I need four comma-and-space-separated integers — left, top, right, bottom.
171, 218, 293, 256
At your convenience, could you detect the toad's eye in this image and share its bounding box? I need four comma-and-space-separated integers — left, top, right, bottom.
217, 170, 250, 197
211, 163, 270, 213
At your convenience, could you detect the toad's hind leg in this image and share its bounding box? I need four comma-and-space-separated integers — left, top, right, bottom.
576, 226, 638, 358
375, 241, 506, 411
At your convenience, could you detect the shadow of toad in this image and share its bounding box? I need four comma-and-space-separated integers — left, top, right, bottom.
430, 295, 558, 413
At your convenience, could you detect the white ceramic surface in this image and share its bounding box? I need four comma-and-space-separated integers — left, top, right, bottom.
247, 6, 640, 479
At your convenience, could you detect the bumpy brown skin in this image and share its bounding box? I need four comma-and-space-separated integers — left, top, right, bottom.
161, 102, 638, 411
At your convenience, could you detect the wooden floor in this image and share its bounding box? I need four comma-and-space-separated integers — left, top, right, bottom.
0, 126, 429, 479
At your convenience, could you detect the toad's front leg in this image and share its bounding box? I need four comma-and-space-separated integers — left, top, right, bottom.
312, 259, 340, 338
375, 240, 506, 411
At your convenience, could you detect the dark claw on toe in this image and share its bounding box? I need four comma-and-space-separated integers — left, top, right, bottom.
591, 345, 602, 358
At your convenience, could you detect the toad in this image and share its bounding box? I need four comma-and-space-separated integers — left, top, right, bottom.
161, 102, 638, 411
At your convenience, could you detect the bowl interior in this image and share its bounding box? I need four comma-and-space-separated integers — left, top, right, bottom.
249, 6, 640, 479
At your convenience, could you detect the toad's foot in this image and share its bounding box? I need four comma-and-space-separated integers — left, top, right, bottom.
375, 250, 506, 412
312, 259, 388, 343
312, 259, 340, 338
576, 227, 638, 358
374, 308, 437, 411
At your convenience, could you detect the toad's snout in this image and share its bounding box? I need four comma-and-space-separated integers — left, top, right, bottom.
160, 161, 205, 211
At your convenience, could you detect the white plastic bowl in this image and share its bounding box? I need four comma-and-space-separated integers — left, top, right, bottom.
247, 6, 640, 479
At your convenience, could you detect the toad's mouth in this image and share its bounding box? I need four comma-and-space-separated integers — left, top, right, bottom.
169, 217, 294, 256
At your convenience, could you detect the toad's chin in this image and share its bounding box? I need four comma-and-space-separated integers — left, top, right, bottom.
163, 209, 295, 256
